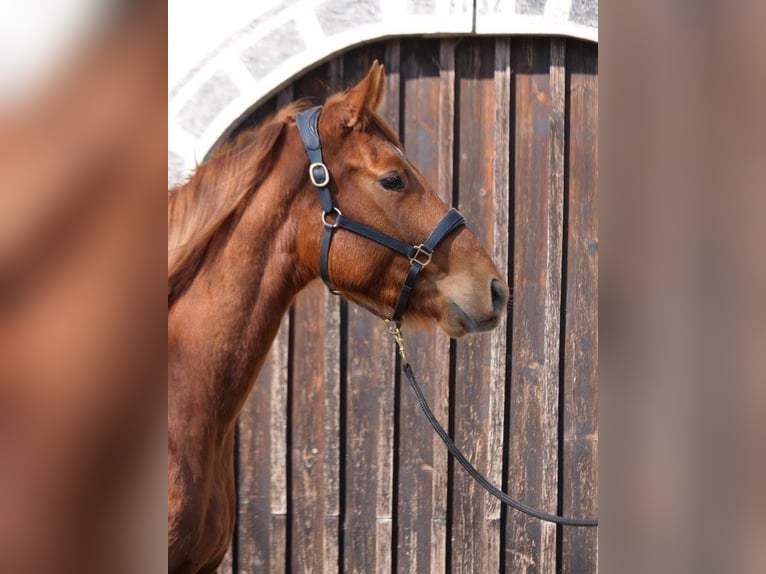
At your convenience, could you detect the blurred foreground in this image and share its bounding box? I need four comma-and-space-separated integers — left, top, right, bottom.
601, 0, 766, 572
0, 3, 166, 573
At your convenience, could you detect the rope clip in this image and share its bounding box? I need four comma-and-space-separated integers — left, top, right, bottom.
385, 320, 408, 365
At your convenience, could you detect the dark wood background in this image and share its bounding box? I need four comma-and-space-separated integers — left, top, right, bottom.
219, 35, 598, 574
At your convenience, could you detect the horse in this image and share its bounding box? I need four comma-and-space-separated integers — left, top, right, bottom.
167, 61, 509, 574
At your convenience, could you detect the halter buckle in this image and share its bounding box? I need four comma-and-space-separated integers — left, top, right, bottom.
309, 162, 330, 187
409, 244, 433, 268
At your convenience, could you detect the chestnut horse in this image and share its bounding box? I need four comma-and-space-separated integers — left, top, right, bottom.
168, 62, 508, 574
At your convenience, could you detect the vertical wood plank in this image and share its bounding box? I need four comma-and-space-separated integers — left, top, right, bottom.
395, 37, 452, 574
491, 35, 512, 566
504, 38, 564, 574
548, 39, 567, 574
431, 38, 456, 574
290, 62, 342, 574
290, 282, 340, 574
560, 40, 599, 574
236, 315, 289, 573
450, 37, 501, 574
269, 314, 290, 574
342, 42, 398, 574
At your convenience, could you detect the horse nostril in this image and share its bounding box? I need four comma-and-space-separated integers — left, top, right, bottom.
490, 278, 508, 315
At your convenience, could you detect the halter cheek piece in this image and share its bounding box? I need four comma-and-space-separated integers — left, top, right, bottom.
295, 105, 465, 327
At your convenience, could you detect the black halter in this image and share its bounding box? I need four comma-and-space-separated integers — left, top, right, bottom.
295, 105, 465, 326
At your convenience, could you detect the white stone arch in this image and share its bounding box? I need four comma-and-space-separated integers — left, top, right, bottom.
168, 0, 597, 186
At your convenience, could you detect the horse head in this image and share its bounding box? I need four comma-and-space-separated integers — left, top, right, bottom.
292, 61, 508, 338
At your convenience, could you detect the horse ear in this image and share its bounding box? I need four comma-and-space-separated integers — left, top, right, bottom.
342, 60, 386, 128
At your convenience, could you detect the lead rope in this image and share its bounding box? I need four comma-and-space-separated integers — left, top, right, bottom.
387, 324, 599, 527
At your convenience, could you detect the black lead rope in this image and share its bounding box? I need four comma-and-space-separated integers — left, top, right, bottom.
401, 359, 598, 527
295, 105, 598, 528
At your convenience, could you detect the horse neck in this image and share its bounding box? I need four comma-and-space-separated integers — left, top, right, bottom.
168, 153, 312, 430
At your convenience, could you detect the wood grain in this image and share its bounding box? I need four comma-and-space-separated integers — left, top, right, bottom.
560, 40, 599, 574
490, 36, 512, 525
290, 280, 341, 573
449, 37, 502, 574
504, 37, 565, 574
236, 311, 290, 572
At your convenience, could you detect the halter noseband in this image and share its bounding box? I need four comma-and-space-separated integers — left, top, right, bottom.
295, 105, 465, 327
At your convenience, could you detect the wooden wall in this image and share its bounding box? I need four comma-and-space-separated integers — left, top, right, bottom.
220, 36, 598, 574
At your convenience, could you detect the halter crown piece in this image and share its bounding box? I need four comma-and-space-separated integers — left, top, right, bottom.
295, 105, 465, 330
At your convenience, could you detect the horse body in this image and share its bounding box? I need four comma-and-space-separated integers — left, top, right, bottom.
168, 62, 508, 573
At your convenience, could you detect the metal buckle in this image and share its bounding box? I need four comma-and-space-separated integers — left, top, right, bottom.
309, 162, 330, 187
409, 244, 433, 267
321, 207, 342, 229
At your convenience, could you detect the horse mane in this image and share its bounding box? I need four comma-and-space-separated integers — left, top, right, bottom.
168, 100, 313, 306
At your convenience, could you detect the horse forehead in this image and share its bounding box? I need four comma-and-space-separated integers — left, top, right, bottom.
361, 132, 404, 155
376, 139, 406, 165
347, 136, 405, 166
351, 129, 406, 156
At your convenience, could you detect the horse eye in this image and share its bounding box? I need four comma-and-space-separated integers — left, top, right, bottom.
379, 173, 405, 191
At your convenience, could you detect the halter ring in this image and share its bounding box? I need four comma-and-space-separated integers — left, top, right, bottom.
321, 207, 342, 229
